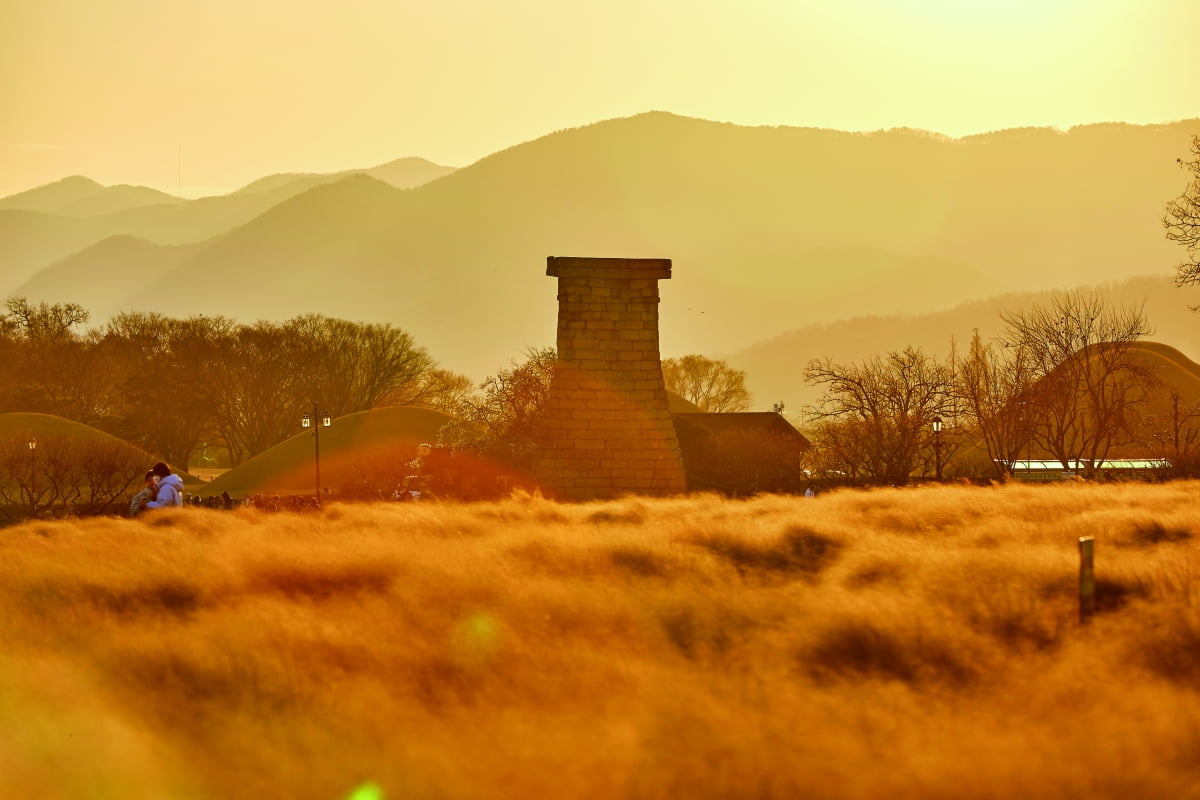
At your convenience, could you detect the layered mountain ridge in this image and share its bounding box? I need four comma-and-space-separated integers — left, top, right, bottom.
2, 111, 1195, 390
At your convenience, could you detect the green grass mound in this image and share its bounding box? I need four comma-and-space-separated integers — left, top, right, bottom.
197, 406, 453, 497
0, 412, 199, 485
0, 412, 165, 520
0, 411, 135, 445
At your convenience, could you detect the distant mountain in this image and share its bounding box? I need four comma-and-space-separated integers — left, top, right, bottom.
0, 210, 114, 292
230, 173, 328, 197
230, 156, 456, 196
7, 112, 1198, 382
0, 176, 104, 212
728, 274, 1200, 414
0, 177, 185, 290
360, 156, 457, 189
95, 179, 363, 245
0, 157, 457, 296
10, 235, 202, 313
0, 175, 182, 216
61, 185, 184, 218
93, 158, 456, 244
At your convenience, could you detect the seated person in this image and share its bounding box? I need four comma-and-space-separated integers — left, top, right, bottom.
144, 461, 184, 509
130, 470, 156, 516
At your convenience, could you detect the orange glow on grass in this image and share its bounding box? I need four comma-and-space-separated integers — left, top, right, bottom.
2, 484, 1199, 796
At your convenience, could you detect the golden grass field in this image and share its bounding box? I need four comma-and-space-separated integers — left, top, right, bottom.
2, 483, 1198, 799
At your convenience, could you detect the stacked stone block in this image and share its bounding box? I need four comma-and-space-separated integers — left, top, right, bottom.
534, 256, 687, 500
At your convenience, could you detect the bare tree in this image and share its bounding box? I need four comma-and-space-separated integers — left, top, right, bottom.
0, 297, 109, 422
1135, 388, 1200, 478
2, 297, 88, 342
1001, 291, 1154, 477
1166, 135, 1200, 288
442, 348, 556, 471
0, 432, 147, 522
0, 433, 48, 520
662, 355, 752, 412
807, 418, 872, 485
163, 315, 238, 465
384, 368, 474, 413
805, 347, 954, 485
955, 330, 1037, 478
0, 317, 21, 412
72, 437, 151, 514
206, 322, 307, 465
99, 312, 231, 468
284, 315, 437, 415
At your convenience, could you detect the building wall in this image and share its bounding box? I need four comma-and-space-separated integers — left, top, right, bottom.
534, 257, 687, 500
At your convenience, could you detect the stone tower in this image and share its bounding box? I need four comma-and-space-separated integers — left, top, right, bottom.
534, 256, 687, 500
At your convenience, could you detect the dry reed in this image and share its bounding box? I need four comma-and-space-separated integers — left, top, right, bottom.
1, 483, 1198, 799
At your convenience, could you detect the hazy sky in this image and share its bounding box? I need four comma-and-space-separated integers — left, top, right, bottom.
3, 0, 1198, 198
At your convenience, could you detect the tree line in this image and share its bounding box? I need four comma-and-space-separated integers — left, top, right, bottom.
0, 285, 1191, 498
803, 290, 1200, 484
0, 294, 755, 492
0, 299, 471, 469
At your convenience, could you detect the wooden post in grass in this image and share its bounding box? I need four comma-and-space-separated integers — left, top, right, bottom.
1079, 536, 1095, 624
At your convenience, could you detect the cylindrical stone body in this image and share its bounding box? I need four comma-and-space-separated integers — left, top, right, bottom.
534, 257, 687, 500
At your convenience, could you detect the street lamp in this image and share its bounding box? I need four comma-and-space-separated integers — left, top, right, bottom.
932, 416, 943, 482
27, 436, 36, 515
301, 408, 332, 506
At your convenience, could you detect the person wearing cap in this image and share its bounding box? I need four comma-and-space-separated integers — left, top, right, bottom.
144, 461, 184, 509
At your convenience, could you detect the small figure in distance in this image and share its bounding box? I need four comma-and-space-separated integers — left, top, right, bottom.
144, 461, 184, 509
396, 442, 434, 501
130, 470, 156, 516
804, 484, 815, 498
411, 442, 432, 472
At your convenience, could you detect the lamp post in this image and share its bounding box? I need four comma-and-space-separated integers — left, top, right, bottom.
301, 408, 331, 506
27, 436, 36, 515
932, 416, 943, 482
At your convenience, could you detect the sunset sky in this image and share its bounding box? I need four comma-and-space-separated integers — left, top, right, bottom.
3, 0, 1198, 198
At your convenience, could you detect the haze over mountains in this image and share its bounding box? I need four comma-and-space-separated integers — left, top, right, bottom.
731, 275, 1200, 411
1, 111, 1196, 401
0, 176, 182, 217
0, 157, 455, 289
